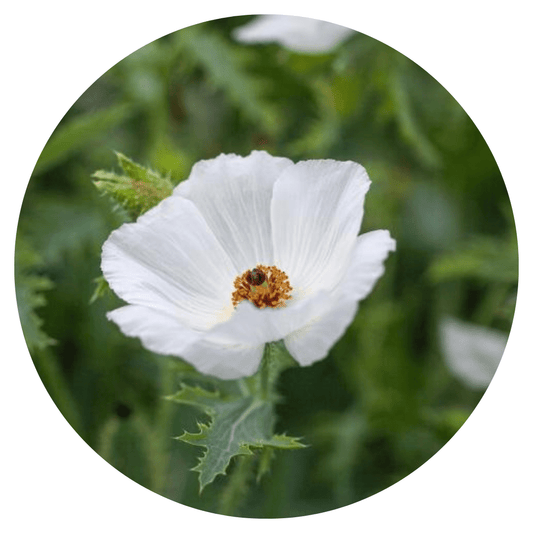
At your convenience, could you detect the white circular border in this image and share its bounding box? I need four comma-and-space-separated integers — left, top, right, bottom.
2, 1, 531, 532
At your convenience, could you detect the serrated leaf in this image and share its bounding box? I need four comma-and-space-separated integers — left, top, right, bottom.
34, 103, 132, 175
92, 152, 173, 218
14, 236, 55, 351
167, 342, 302, 491
169, 384, 304, 491
116, 152, 161, 183
15, 235, 84, 433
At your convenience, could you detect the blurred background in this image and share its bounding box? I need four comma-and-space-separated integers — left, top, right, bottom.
15, 15, 517, 518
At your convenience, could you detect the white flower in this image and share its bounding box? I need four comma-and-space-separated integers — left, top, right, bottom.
101, 151, 395, 379
439, 317, 508, 389
232, 15, 355, 54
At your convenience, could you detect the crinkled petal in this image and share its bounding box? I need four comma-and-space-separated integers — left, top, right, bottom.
341, 230, 396, 301
272, 159, 370, 297
284, 300, 358, 366
101, 195, 236, 330
174, 151, 294, 273
233, 15, 355, 54
281, 230, 395, 366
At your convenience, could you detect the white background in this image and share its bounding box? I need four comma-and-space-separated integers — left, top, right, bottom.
2, 1, 531, 531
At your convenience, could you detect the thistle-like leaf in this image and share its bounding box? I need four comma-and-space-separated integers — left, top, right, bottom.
92, 153, 173, 219
167, 343, 303, 491
15, 236, 55, 351
168, 384, 304, 491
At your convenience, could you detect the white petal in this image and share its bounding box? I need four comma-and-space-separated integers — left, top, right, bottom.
440, 317, 508, 389
233, 15, 355, 54
101, 195, 236, 330
342, 230, 396, 301
108, 306, 263, 379
174, 151, 294, 272
108, 305, 201, 354
284, 300, 358, 366
181, 340, 264, 380
272, 159, 370, 297
281, 230, 395, 366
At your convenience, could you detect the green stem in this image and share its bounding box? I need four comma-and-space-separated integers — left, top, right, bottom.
149, 356, 175, 495
245, 341, 297, 401
259, 342, 273, 400
217, 455, 255, 516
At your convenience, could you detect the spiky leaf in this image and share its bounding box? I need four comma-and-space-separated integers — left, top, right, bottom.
14, 237, 55, 351
169, 384, 304, 491
167, 342, 303, 491
92, 152, 173, 219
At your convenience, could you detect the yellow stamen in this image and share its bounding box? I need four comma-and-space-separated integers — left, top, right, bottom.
232, 264, 292, 309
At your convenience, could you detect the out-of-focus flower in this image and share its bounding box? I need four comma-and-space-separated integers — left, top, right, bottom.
439, 317, 508, 389
101, 151, 395, 379
232, 15, 355, 54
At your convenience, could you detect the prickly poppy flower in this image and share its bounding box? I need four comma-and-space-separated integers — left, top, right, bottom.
232, 15, 355, 54
101, 151, 395, 379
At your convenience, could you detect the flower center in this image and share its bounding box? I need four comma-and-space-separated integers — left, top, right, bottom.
232, 264, 293, 309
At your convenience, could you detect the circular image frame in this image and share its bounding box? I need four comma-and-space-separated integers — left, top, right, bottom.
13, 12, 519, 521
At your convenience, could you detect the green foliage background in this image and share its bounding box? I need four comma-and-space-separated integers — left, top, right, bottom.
16, 16, 517, 517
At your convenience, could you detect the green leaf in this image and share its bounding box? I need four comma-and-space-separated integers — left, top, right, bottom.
92, 152, 173, 219
389, 67, 442, 169
89, 275, 112, 304
169, 385, 304, 491
15, 235, 84, 433
15, 236, 55, 351
167, 342, 303, 491
33, 103, 132, 175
